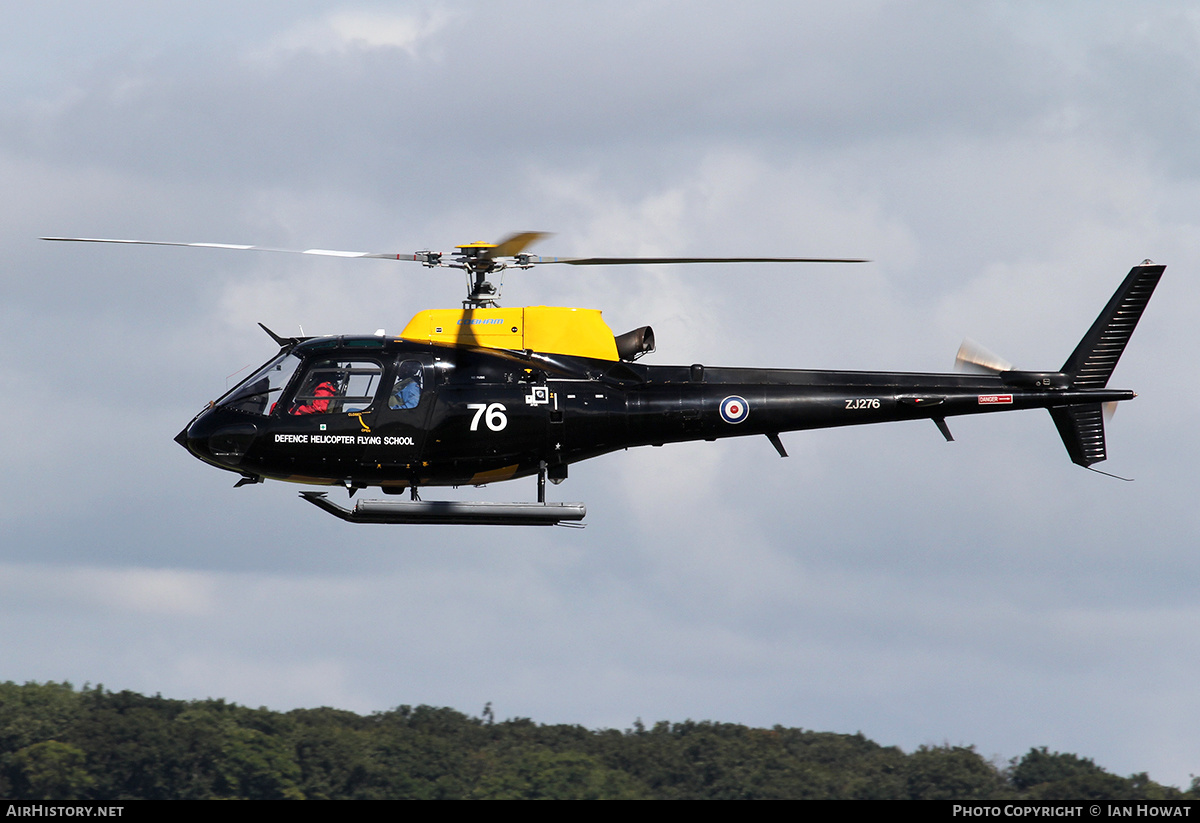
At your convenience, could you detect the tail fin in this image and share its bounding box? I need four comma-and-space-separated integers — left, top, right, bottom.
1050, 403, 1107, 467
1061, 261, 1164, 388
1052, 261, 1164, 467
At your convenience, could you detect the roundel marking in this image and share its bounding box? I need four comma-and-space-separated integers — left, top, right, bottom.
719, 395, 750, 424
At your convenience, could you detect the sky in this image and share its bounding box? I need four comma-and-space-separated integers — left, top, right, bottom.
2, 0, 1199, 789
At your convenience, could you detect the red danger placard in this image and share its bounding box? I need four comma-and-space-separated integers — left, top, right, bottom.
977, 394, 1013, 405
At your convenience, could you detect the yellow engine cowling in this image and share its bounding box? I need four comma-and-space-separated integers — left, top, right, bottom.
399, 306, 620, 361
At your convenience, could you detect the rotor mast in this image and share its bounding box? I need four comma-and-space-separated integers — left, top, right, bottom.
451, 241, 505, 309
440, 233, 548, 309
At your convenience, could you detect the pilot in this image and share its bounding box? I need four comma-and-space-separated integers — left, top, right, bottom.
390, 361, 422, 410
291, 374, 337, 415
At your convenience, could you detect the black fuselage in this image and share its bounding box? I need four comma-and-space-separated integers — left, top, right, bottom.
179, 336, 1132, 492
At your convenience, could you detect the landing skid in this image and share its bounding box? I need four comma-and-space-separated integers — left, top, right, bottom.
300, 492, 586, 526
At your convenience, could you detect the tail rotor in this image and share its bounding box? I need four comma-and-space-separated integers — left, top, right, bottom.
954, 338, 1012, 374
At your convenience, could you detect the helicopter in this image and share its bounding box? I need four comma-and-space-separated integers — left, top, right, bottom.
44, 233, 1163, 526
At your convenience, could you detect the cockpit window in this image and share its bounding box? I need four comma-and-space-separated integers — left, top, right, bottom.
389, 359, 424, 410
288, 359, 382, 416
216, 351, 303, 415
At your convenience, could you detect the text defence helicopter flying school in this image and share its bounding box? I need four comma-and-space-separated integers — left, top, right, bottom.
45, 233, 1163, 526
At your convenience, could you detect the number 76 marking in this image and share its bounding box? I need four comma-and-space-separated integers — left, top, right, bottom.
467, 403, 508, 431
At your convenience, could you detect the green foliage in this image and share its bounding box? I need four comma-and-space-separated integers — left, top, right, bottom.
0, 682, 81, 753
1010, 748, 1183, 801
10, 741, 95, 800
0, 681, 84, 797
1012, 746, 1108, 789
0, 681, 1185, 800
470, 749, 649, 799
906, 745, 1011, 800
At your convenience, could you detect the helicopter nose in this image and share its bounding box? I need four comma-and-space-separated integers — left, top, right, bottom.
206, 424, 258, 465
177, 411, 259, 468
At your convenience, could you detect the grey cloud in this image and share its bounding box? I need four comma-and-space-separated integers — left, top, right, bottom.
3, 0, 1199, 791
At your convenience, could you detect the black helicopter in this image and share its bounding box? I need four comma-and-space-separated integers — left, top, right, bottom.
44, 233, 1163, 526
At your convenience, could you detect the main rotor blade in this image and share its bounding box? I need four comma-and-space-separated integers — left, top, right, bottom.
41, 237, 424, 261
954, 338, 1014, 374
488, 231, 550, 259
528, 255, 869, 265
43, 236, 867, 267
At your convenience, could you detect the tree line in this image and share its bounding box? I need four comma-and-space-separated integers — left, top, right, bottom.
0, 681, 1193, 800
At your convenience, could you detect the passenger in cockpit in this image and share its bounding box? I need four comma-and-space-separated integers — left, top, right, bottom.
390, 361, 423, 410
291, 375, 337, 415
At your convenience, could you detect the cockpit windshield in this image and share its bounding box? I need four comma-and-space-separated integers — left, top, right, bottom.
215, 351, 303, 415
287, 359, 383, 415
